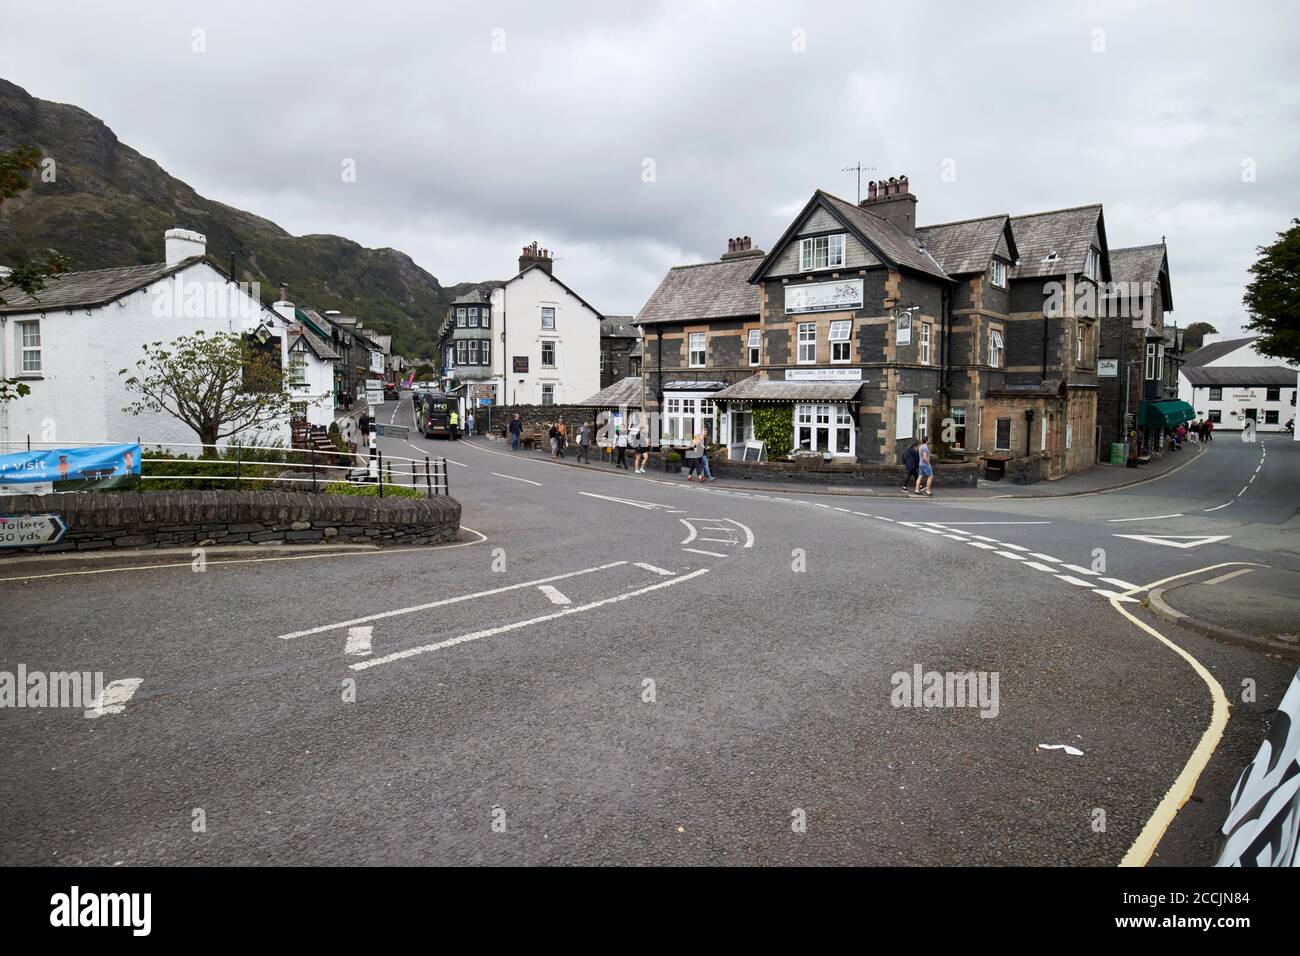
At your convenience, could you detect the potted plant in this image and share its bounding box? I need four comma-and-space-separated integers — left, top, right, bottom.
664, 451, 682, 473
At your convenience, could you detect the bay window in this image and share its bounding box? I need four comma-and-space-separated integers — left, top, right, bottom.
795, 403, 855, 456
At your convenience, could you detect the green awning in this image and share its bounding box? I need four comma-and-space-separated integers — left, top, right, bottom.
1140, 399, 1195, 430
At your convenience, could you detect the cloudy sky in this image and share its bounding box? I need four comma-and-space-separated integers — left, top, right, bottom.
3, 0, 1297, 334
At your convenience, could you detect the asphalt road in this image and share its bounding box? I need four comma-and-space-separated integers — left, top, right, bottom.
2, 401, 1297, 866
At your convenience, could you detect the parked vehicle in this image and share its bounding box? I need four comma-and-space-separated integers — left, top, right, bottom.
418, 392, 456, 439
383, 383, 400, 401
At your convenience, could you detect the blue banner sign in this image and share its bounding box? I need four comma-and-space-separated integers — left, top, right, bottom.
0, 443, 142, 495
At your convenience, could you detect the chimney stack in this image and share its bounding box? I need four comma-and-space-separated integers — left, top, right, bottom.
721, 235, 765, 261
518, 241, 554, 275
164, 227, 207, 265
858, 174, 917, 236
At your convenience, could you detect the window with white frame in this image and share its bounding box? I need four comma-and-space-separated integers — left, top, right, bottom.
541, 383, 555, 406
661, 393, 715, 444
1076, 323, 1086, 364
1145, 342, 1159, 380
542, 341, 556, 367
798, 233, 846, 272
794, 403, 854, 456
17, 320, 41, 373
468, 340, 479, 365
456, 341, 468, 366
480, 339, 491, 366
950, 407, 967, 449
917, 404, 929, 439
688, 332, 706, 367
467, 309, 479, 328
289, 350, 307, 385
830, 320, 851, 362
1208, 386, 1222, 401
456, 308, 467, 327
541, 306, 556, 330
989, 328, 1004, 368
919, 323, 932, 365
747, 329, 761, 366
990, 259, 1007, 288
797, 322, 817, 363
1084, 247, 1101, 281
479, 308, 490, 329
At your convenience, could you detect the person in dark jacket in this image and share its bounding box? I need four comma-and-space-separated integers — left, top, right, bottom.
901, 439, 920, 492
509, 414, 523, 451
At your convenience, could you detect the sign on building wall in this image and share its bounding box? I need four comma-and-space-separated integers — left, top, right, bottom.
895, 309, 912, 345
370, 351, 385, 374
1098, 359, 1119, 377
785, 279, 864, 314
785, 368, 863, 382
513, 356, 530, 373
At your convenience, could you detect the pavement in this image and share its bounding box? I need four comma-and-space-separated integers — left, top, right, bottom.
1149, 566, 1300, 658
2, 396, 1298, 866
469, 429, 1205, 500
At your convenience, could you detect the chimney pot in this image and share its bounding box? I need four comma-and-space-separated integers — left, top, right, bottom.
728, 238, 736, 253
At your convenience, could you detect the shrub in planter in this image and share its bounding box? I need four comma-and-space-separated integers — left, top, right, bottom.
664, 451, 682, 473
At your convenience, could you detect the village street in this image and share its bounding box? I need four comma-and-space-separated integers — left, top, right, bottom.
1, 396, 1296, 866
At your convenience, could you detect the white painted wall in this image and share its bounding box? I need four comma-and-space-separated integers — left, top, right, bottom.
0, 260, 292, 453
491, 267, 601, 406
1195, 338, 1298, 370
1180, 382, 1297, 432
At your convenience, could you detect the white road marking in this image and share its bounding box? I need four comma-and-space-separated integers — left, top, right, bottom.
1107, 513, 1184, 522
1092, 589, 1139, 603
682, 548, 727, 557
966, 542, 999, 550
995, 551, 1026, 560
1239, 485, 1249, 497
852, 511, 874, 517
351, 568, 711, 670
1062, 564, 1099, 576
491, 472, 542, 486
700, 537, 735, 544
1100, 577, 1141, 590
1056, 575, 1094, 587
1113, 534, 1232, 549
538, 584, 571, 605
1027, 553, 1061, 563
934, 521, 1051, 525
1204, 567, 1254, 586
276, 561, 627, 639
345, 626, 373, 656
579, 492, 673, 510
942, 534, 969, 541
678, 519, 697, 545
968, 534, 999, 543
875, 516, 894, 522
1023, 561, 1059, 573
84, 678, 143, 719
998, 543, 1031, 552
834, 507, 852, 513
634, 562, 674, 576
1203, 501, 1233, 512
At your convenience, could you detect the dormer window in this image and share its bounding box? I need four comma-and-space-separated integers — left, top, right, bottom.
1041, 251, 1059, 264
799, 234, 846, 272
990, 259, 1007, 288
1084, 247, 1101, 281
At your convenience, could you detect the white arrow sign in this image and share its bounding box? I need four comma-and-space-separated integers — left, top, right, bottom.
1113, 534, 1232, 549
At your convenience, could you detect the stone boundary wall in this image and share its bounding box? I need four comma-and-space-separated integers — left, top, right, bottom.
0, 490, 462, 556
686, 455, 980, 488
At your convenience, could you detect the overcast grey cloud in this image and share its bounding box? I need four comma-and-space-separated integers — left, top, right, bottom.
3, 0, 1297, 333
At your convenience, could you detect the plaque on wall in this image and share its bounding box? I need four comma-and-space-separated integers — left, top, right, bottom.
513, 356, 529, 373
785, 279, 864, 314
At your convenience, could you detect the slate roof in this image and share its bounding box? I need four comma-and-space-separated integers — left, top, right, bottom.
1182, 336, 1257, 368
600, 315, 638, 338
1008, 205, 1105, 280
812, 192, 949, 281
291, 324, 340, 361
579, 376, 644, 407
452, 289, 493, 305
635, 257, 762, 326
713, 376, 864, 402
1108, 242, 1173, 310
0, 258, 200, 314
916, 215, 1016, 276
1182, 366, 1297, 387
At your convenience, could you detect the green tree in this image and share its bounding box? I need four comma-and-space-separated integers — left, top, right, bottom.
121, 330, 292, 455
0, 145, 69, 404
1243, 219, 1300, 362
1182, 321, 1218, 353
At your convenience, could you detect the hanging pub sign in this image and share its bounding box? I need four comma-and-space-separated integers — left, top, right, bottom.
785, 278, 863, 314
513, 356, 530, 373
895, 309, 912, 345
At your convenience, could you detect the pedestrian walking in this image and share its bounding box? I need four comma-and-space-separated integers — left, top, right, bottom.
684, 435, 703, 480
694, 429, 714, 481
914, 435, 934, 496
901, 438, 920, 492
509, 414, 523, 451
1204, 418, 1214, 442
449, 408, 460, 440
556, 421, 568, 458
549, 421, 559, 458
615, 427, 629, 469
466, 411, 475, 437
577, 421, 592, 463
633, 427, 650, 474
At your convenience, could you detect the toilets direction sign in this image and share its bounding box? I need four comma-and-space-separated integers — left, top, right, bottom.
0, 514, 68, 548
